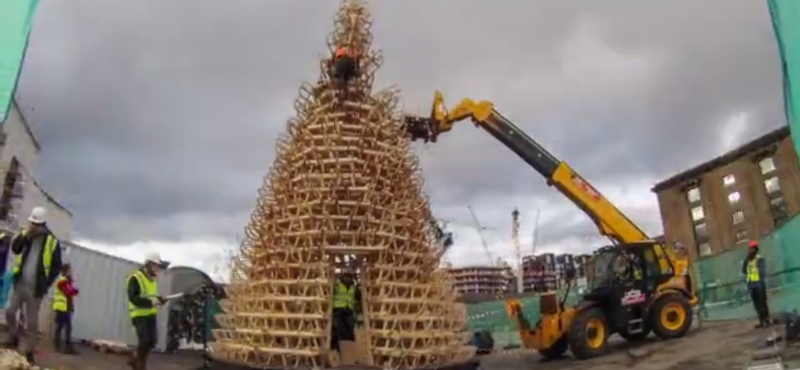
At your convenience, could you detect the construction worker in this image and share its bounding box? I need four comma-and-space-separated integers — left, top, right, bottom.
330, 268, 361, 355
743, 240, 771, 328
330, 45, 359, 85
3, 207, 63, 365
127, 252, 169, 370
53, 263, 79, 354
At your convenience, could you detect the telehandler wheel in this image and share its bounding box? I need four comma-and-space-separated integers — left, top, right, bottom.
567, 307, 609, 359
537, 336, 568, 359
650, 294, 693, 340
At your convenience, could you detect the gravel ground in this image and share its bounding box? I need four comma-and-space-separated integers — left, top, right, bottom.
479, 320, 791, 370
25, 320, 797, 370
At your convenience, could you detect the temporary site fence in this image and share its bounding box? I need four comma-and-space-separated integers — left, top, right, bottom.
1, 238, 175, 351
694, 212, 800, 322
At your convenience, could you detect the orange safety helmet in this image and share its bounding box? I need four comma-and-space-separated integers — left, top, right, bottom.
334, 46, 350, 59
748, 240, 759, 249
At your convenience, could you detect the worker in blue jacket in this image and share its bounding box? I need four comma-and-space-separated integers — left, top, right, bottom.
742, 240, 770, 328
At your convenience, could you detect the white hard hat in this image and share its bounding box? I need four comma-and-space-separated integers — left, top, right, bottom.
28, 207, 47, 224
144, 252, 165, 265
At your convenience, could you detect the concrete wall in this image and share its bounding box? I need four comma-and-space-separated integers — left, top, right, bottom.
0, 101, 39, 171
0, 101, 72, 239
656, 137, 800, 259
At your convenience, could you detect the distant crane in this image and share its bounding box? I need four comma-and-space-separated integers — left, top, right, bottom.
512, 208, 523, 292
467, 205, 495, 266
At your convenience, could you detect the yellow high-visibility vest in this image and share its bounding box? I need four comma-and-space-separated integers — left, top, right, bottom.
52, 275, 69, 312
747, 255, 761, 282
127, 270, 158, 318
11, 229, 58, 279
333, 281, 356, 309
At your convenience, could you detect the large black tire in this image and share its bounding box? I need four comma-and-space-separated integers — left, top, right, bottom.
650, 294, 693, 340
568, 307, 610, 359
537, 336, 568, 359
619, 326, 651, 342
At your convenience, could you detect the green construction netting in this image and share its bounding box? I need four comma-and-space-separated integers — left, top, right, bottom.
768, 0, 800, 154
0, 0, 40, 123
695, 213, 800, 321
464, 292, 582, 348
463, 214, 800, 347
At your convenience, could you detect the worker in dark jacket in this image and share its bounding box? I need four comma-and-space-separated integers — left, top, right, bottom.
330, 45, 358, 85
126, 252, 168, 370
330, 268, 362, 354
53, 263, 79, 354
742, 240, 771, 328
4, 207, 63, 365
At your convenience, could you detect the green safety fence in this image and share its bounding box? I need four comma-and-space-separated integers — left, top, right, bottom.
768, 0, 800, 155
463, 215, 800, 347
0, 0, 41, 123
464, 291, 582, 349
695, 213, 800, 321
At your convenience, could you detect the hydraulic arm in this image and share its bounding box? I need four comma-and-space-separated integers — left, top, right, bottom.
404, 91, 649, 245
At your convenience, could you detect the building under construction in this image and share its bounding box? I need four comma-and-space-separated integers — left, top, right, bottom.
521, 253, 591, 292
653, 125, 800, 258
446, 265, 515, 296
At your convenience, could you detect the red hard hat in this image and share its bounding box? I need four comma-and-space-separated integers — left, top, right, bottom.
748, 240, 759, 249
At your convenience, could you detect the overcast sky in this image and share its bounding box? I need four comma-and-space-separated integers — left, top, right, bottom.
14, 0, 786, 280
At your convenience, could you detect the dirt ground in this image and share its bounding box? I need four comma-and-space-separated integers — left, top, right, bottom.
35, 343, 203, 370
28, 320, 796, 370
480, 320, 792, 370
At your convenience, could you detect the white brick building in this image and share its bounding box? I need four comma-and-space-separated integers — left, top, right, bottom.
0, 100, 72, 239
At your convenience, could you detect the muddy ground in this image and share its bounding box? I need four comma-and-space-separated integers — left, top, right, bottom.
31, 320, 796, 370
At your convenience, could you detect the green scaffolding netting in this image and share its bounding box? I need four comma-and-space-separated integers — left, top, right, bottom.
768, 0, 800, 154
0, 0, 40, 123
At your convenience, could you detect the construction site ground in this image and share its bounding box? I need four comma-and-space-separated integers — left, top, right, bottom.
16, 320, 793, 370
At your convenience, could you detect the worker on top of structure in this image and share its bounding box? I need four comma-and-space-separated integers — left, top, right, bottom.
743, 240, 771, 328
330, 45, 359, 85
3, 206, 63, 365
53, 263, 80, 354
127, 252, 169, 370
331, 267, 362, 356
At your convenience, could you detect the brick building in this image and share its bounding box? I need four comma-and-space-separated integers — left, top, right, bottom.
652, 126, 800, 258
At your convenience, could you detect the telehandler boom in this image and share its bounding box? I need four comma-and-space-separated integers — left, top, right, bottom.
404, 91, 698, 359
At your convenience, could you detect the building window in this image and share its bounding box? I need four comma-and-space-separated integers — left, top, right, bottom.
694, 223, 708, 240
770, 196, 789, 224
698, 242, 712, 257
735, 229, 748, 243
732, 210, 745, 224
691, 206, 705, 221
686, 187, 701, 203
728, 191, 741, 205
759, 157, 776, 174
764, 176, 781, 194
723, 174, 736, 187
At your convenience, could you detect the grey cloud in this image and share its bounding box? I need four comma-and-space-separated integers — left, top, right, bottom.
15, 0, 787, 259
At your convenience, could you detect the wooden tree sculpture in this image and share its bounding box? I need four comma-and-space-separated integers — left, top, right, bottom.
211, 1, 475, 368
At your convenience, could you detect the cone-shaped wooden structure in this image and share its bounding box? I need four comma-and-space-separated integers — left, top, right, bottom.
211, 1, 475, 368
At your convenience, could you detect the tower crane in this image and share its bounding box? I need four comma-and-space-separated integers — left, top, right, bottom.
467, 205, 494, 266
